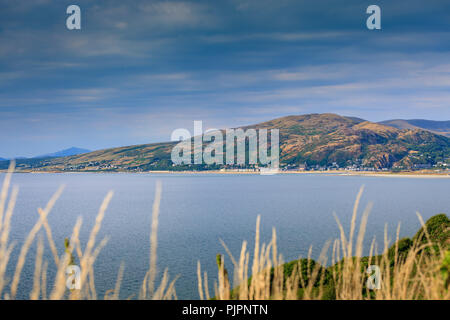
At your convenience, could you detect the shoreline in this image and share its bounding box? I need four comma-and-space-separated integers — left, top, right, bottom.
2, 169, 449, 178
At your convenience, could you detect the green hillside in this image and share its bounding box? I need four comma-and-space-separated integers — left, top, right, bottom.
2, 113, 449, 172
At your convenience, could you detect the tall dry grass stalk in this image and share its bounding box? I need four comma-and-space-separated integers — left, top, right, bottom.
0, 163, 177, 300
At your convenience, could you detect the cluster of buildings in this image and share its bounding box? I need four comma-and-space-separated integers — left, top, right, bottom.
281, 160, 449, 172
58, 159, 449, 173
63, 161, 118, 171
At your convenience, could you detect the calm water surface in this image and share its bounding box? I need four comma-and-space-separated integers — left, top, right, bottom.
2, 173, 449, 299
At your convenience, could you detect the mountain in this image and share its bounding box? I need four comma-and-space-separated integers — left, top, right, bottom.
0, 148, 90, 162
3, 114, 449, 172
379, 119, 450, 138
34, 147, 91, 159
243, 114, 449, 169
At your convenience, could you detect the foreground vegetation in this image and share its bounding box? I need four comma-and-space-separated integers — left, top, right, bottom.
201, 185, 449, 300
0, 162, 448, 300
206, 212, 449, 300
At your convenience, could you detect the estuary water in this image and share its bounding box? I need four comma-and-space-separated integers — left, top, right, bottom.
2, 172, 449, 299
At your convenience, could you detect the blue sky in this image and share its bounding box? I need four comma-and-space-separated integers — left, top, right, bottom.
1, 0, 450, 158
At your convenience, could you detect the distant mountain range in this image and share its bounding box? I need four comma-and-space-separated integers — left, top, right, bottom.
379, 119, 450, 138
34, 147, 91, 159
2, 114, 448, 172
0, 147, 90, 162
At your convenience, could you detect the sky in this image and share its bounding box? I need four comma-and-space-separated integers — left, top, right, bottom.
1, 0, 450, 158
